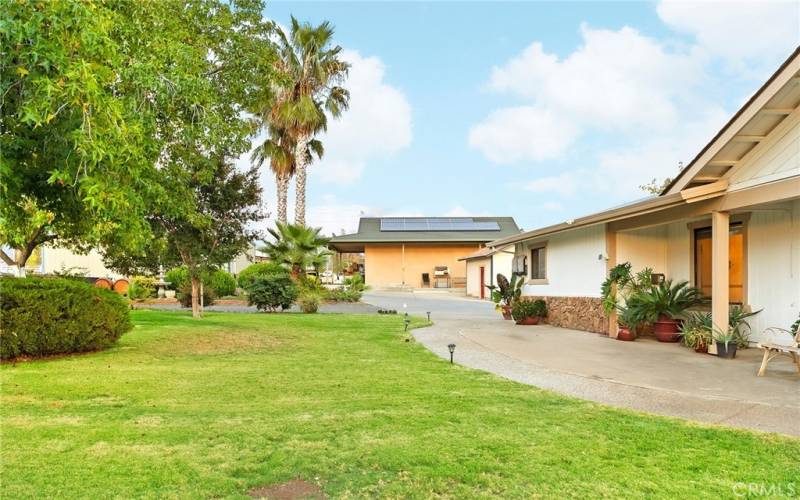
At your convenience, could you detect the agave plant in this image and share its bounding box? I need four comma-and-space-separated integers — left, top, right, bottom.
626, 279, 703, 323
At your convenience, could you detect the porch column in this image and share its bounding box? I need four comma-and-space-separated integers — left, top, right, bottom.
605, 226, 617, 337
710, 211, 730, 355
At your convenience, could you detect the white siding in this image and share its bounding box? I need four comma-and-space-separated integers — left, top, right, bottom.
729, 115, 800, 189
520, 224, 606, 297
42, 246, 122, 279
665, 221, 691, 282
617, 226, 668, 275
746, 199, 800, 341
465, 257, 490, 298
492, 248, 514, 286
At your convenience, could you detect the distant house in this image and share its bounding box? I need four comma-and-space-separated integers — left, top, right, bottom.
482, 47, 800, 347
328, 217, 520, 289
459, 245, 515, 299
0, 243, 266, 280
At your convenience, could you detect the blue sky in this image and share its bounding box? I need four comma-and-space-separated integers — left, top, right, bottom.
253, 1, 800, 235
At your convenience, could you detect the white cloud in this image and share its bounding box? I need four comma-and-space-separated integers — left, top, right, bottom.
315, 50, 412, 185
468, 106, 578, 163
469, 24, 707, 164
523, 172, 577, 196
657, 0, 800, 72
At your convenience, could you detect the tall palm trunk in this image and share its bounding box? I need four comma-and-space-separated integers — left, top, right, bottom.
293, 135, 310, 226
275, 171, 290, 224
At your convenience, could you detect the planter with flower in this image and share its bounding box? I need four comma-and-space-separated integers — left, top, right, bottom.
512, 299, 547, 325
600, 262, 654, 336
626, 280, 703, 342
487, 273, 523, 320
681, 312, 713, 353
615, 305, 639, 341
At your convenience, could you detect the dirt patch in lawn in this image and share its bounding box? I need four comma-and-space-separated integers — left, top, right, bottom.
150, 330, 282, 356
248, 479, 326, 499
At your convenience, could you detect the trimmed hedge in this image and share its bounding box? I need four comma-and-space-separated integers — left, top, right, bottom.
246, 274, 298, 312
0, 277, 132, 360
208, 269, 236, 297
237, 262, 289, 290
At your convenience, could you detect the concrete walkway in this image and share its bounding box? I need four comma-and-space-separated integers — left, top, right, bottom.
364, 291, 800, 437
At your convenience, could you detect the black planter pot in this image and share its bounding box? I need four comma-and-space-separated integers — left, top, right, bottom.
716, 341, 737, 359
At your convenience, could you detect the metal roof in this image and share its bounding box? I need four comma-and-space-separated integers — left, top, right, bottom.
329, 217, 520, 250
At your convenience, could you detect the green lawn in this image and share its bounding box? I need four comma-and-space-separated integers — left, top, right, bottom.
2, 310, 798, 498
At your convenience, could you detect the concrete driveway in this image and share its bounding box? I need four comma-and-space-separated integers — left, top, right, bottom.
364, 291, 800, 437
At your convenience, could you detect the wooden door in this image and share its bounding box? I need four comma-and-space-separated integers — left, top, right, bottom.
479, 266, 485, 299
694, 224, 744, 303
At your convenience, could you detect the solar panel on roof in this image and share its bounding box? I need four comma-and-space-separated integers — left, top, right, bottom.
379, 218, 500, 232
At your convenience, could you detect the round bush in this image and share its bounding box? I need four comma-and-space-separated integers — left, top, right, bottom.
246, 274, 298, 312
208, 269, 236, 297
165, 266, 189, 291
298, 294, 320, 313
237, 262, 289, 290
0, 277, 132, 360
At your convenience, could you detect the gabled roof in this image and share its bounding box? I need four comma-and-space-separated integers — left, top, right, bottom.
329, 217, 520, 250
663, 46, 800, 194
458, 244, 515, 261
490, 47, 800, 249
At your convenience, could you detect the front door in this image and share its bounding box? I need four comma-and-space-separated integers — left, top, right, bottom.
694, 223, 744, 303
479, 266, 485, 299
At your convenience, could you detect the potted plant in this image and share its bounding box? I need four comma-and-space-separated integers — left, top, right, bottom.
714, 325, 738, 359
487, 273, 523, 320
615, 305, 638, 341
601, 262, 654, 335
680, 312, 712, 353
626, 280, 703, 342
512, 299, 547, 325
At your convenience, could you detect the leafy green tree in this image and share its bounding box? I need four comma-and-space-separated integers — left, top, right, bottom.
1, 0, 276, 275
1, 0, 152, 275
105, 158, 265, 318
269, 17, 350, 226
261, 222, 331, 276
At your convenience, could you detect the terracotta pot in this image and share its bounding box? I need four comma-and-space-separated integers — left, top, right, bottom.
501, 305, 512, 320
617, 326, 636, 341
694, 341, 708, 354
653, 317, 681, 342
515, 316, 540, 325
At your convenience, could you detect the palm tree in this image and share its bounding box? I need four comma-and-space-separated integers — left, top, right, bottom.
252, 124, 323, 224
262, 222, 331, 275
271, 17, 349, 226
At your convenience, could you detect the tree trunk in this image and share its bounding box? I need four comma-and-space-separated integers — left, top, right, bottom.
276, 171, 290, 224
293, 135, 310, 227
191, 275, 201, 318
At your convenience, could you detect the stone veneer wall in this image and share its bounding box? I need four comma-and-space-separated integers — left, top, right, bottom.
523, 296, 607, 334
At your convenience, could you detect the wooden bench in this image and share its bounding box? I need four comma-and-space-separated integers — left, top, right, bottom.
757, 327, 800, 377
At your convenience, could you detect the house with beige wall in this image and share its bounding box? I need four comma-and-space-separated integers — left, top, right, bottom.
485, 47, 800, 349
459, 245, 515, 299
329, 217, 520, 290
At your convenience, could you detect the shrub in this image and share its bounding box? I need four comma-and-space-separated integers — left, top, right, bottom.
237, 262, 289, 290
246, 274, 298, 312
165, 266, 189, 291
0, 277, 132, 360
208, 269, 236, 297
178, 282, 215, 308
298, 293, 320, 313
129, 276, 157, 300
511, 299, 547, 322
326, 273, 367, 302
